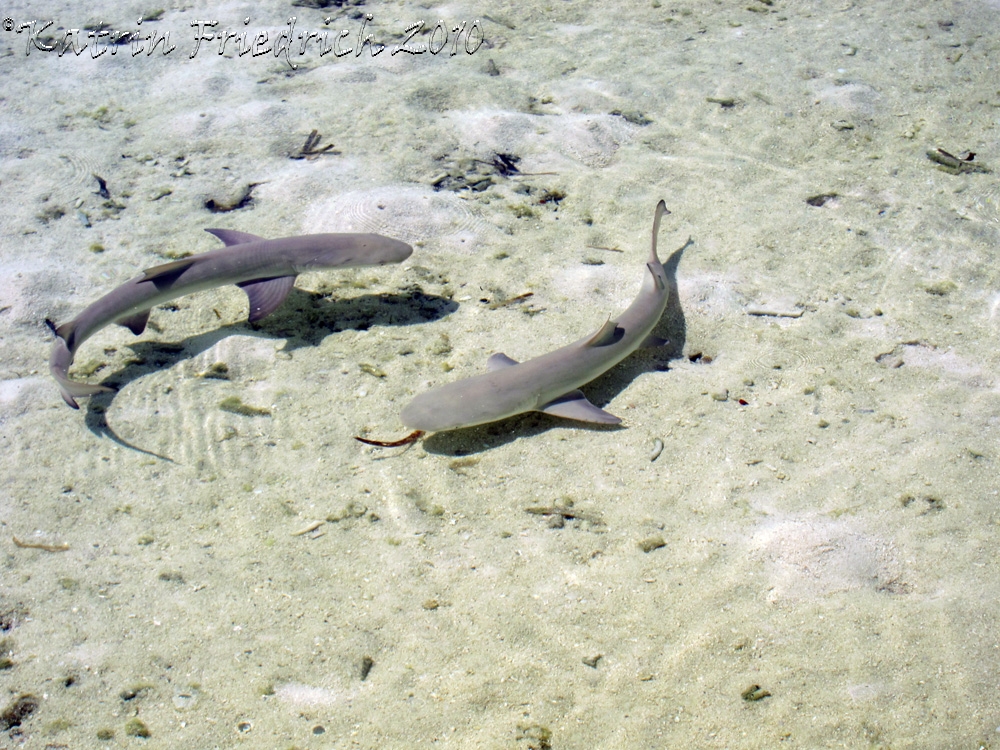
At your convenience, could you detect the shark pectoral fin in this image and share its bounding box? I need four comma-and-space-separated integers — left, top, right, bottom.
640, 334, 669, 348
141, 258, 198, 287
539, 390, 622, 425
487, 352, 519, 370
117, 310, 151, 335
237, 275, 297, 322
585, 318, 623, 347
205, 228, 265, 247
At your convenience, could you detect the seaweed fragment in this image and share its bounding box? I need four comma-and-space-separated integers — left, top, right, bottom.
706, 96, 737, 108
124, 718, 151, 738
431, 152, 555, 193
0, 603, 29, 631
537, 188, 565, 206
93, 173, 111, 199
12, 536, 69, 552
358, 362, 387, 378
638, 535, 666, 553
805, 193, 837, 207
197, 362, 230, 380
741, 684, 771, 701
354, 430, 423, 447
609, 109, 653, 125
0, 694, 38, 731
35, 204, 66, 224
487, 292, 534, 310
218, 396, 271, 417
525, 501, 603, 530
291, 129, 339, 160
487, 152, 520, 176
509, 202, 536, 219
516, 723, 552, 750
926, 148, 989, 174
360, 655, 374, 680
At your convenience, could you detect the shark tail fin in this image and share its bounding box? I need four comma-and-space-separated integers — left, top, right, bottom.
49, 336, 115, 409
649, 200, 669, 264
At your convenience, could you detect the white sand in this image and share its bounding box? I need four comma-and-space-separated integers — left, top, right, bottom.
2, 0, 1000, 746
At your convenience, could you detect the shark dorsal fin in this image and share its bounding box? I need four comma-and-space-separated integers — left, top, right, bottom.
487, 352, 519, 370
585, 318, 623, 348
205, 228, 265, 247
237, 275, 297, 322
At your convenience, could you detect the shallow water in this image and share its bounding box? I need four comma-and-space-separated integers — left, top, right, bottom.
2, 1, 999, 747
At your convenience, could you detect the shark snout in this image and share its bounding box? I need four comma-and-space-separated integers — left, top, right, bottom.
346, 237, 412, 266
381, 238, 414, 263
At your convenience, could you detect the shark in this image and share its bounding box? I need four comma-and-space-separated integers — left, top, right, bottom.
50, 229, 412, 408
399, 200, 672, 433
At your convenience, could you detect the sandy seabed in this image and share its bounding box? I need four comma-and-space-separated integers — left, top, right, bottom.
1, 0, 1000, 747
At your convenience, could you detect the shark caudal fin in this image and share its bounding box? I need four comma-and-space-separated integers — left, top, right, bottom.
649, 200, 669, 264
49, 336, 114, 409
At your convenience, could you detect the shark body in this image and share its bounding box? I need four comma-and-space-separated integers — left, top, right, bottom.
400, 200, 671, 433
50, 229, 412, 408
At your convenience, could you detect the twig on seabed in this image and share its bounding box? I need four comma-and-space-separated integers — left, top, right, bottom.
355, 430, 424, 448
13, 536, 69, 552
